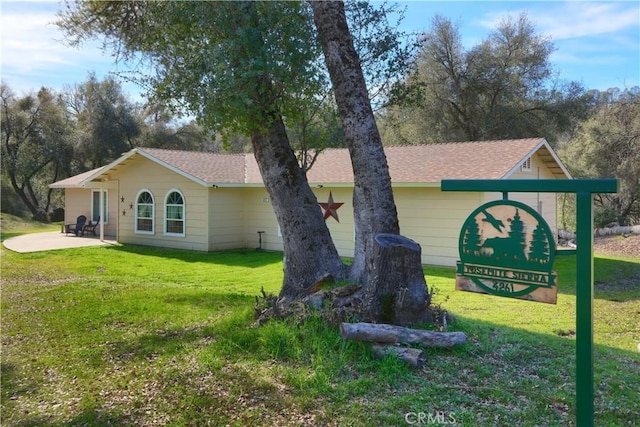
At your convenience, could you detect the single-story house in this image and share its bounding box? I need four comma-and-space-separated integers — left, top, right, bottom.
50, 138, 571, 267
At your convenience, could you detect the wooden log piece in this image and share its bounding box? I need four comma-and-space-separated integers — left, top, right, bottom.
340, 322, 467, 347
371, 344, 426, 368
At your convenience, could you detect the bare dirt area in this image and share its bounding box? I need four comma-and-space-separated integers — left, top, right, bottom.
594, 234, 640, 259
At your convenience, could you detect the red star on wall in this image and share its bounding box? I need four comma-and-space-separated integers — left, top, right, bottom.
319, 192, 344, 222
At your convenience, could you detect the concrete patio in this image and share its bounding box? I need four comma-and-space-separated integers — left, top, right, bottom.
2, 231, 118, 253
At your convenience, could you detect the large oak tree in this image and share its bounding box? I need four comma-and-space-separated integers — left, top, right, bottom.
59, 1, 429, 323
59, 1, 348, 299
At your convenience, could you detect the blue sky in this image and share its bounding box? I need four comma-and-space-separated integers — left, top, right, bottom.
1, 0, 639, 102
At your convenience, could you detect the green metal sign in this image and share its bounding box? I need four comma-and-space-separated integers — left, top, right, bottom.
456, 199, 557, 303
441, 178, 618, 427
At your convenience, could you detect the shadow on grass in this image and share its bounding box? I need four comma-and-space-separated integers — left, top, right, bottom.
4, 313, 640, 425
430, 315, 640, 425
101, 312, 640, 425
105, 244, 284, 268
102, 292, 255, 363
1, 362, 130, 426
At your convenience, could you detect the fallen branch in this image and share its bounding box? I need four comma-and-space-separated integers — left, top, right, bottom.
371, 344, 425, 368
340, 322, 467, 348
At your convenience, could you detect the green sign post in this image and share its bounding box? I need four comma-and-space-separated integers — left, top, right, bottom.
441, 179, 618, 427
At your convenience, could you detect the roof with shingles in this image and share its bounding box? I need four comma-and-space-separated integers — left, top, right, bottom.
49, 167, 105, 188
51, 138, 570, 188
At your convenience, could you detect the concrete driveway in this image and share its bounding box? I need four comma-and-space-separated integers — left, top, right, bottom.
2, 231, 117, 253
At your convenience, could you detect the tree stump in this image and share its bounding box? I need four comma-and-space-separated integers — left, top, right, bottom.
364, 233, 431, 326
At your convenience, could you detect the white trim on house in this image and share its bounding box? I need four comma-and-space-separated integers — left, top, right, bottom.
91, 189, 108, 224
502, 139, 572, 179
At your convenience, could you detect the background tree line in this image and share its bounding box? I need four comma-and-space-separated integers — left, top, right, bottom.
378, 13, 639, 227
1, 74, 224, 220
2, 9, 638, 228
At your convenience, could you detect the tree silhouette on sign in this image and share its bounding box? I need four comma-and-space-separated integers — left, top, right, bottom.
507, 208, 527, 262
463, 217, 482, 256
528, 223, 550, 264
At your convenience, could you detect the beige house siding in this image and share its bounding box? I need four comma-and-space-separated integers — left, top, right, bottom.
242, 188, 282, 252
114, 156, 209, 251
239, 187, 357, 257
63, 188, 89, 225
52, 140, 570, 268
208, 187, 246, 251
239, 186, 485, 267
395, 188, 483, 267
315, 188, 355, 257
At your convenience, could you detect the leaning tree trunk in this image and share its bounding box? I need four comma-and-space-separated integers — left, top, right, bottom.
251, 113, 347, 301
238, 0, 346, 301
310, 1, 399, 284
311, 1, 430, 324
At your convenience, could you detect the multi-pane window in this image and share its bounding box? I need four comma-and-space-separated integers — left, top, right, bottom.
136, 190, 154, 233
165, 190, 185, 235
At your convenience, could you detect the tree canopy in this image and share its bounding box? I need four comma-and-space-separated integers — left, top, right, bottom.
380, 13, 590, 145
1, 84, 74, 219
558, 87, 640, 225
1, 76, 212, 220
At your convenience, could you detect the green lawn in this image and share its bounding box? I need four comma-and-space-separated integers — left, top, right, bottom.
1, 226, 639, 426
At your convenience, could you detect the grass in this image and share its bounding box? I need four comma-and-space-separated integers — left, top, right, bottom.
1, 219, 639, 426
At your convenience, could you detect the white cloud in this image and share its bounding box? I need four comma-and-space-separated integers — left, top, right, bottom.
0, 2, 115, 93
528, 2, 639, 40
478, 2, 639, 40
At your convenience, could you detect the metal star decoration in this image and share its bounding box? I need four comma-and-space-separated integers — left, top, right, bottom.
319, 192, 344, 222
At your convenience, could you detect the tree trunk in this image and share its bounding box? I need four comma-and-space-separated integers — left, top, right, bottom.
310, 1, 400, 285
311, 1, 431, 324
340, 322, 468, 347
251, 114, 347, 300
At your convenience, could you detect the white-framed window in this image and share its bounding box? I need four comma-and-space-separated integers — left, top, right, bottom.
135, 189, 155, 234
164, 189, 185, 236
91, 190, 108, 224
521, 157, 532, 172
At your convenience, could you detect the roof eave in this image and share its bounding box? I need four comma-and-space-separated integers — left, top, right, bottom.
502, 138, 572, 180
84, 148, 211, 188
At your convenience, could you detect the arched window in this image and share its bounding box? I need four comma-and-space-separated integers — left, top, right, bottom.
135, 190, 154, 234
164, 190, 185, 236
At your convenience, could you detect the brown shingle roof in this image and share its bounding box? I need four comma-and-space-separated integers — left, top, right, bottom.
49, 167, 105, 188
52, 138, 569, 189
138, 148, 247, 184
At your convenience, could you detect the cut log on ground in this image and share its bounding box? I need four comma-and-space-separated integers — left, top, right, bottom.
371, 344, 426, 368
340, 322, 467, 347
